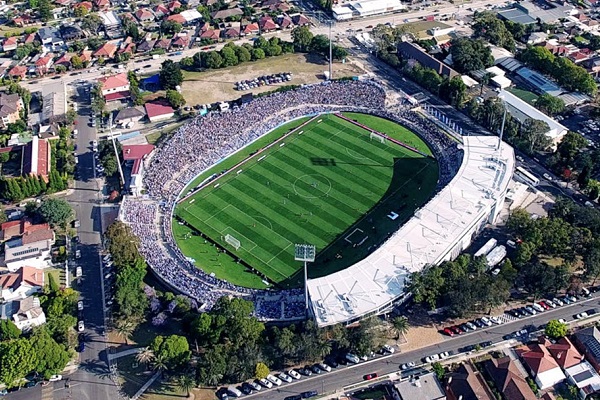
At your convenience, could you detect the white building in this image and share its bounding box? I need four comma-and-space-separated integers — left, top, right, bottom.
332, 0, 405, 21
4, 238, 53, 272
1, 296, 47, 331
0, 266, 45, 302
308, 136, 514, 327
498, 90, 568, 148
565, 361, 600, 398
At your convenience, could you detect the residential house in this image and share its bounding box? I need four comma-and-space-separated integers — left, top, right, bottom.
291, 13, 310, 26
544, 336, 584, 369
94, 0, 111, 10
0, 266, 45, 302
119, 41, 135, 56
37, 27, 64, 50
166, 13, 186, 24
75, 1, 93, 13
114, 106, 146, 125
242, 23, 260, 36
35, 53, 54, 76
145, 101, 175, 122
60, 24, 85, 41
277, 15, 293, 29
0, 92, 23, 129
223, 26, 240, 39
135, 8, 155, 23
259, 16, 278, 31
136, 39, 156, 53
23, 136, 51, 180
445, 362, 496, 400
586, 56, 600, 77
2, 36, 18, 52
484, 356, 537, 400
180, 9, 202, 24
517, 339, 566, 389
23, 33, 36, 44
154, 38, 171, 51
211, 8, 243, 20
153, 4, 169, 18
98, 72, 130, 101
200, 29, 220, 41
54, 53, 73, 69
167, 0, 182, 12
79, 50, 93, 64
565, 361, 600, 398
5, 236, 54, 272
575, 326, 600, 373
12, 15, 35, 27
171, 34, 189, 49
2, 296, 46, 331
394, 372, 445, 400
7, 65, 27, 80
270, 2, 291, 12
94, 42, 118, 59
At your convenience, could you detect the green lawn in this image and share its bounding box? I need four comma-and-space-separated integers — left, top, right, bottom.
507, 87, 538, 105
174, 113, 438, 289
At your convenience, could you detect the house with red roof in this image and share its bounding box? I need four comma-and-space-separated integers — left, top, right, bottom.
94, 42, 118, 59
2, 37, 18, 52
23, 136, 51, 180
79, 50, 93, 64
543, 336, 584, 369
171, 35, 189, 48
242, 23, 260, 36
0, 266, 45, 302
200, 29, 221, 40
277, 15, 293, 29
484, 357, 537, 400
122, 144, 155, 196
153, 4, 169, 18
135, 8, 155, 23
1, 219, 52, 242
517, 340, 566, 389
166, 13, 186, 24
136, 39, 156, 53
94, 0, 110, 10
291, 13, 310, 26
259, 16, 278, 31
23, 33, 36, 44
145, 101, 175, 122
35, 53, 54, 76
167, 0, 182, 13
224, 26, 240, 39
98, 72, 130, 101
8, 65, 27, 80
76, 1, 93, 13
154, 38, 172, 50
119, 42, 136, 56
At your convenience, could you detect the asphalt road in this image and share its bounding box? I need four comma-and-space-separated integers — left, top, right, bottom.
246, 294, 600, 400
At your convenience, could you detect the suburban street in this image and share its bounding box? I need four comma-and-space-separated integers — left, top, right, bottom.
247, 294, 600, 400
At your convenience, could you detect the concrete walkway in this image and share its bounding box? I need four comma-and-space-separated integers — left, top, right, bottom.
131, 371, 161, 400
107, 347, 143, 362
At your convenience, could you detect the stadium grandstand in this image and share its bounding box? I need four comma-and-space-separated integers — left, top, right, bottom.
308, 136, 514, 327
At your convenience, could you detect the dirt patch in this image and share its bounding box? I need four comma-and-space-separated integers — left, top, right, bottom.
181, 53, 363, 105
401, 325, 444, 352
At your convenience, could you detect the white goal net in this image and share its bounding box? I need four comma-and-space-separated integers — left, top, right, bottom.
369, 132, 385, 144
225, 234, 241, 250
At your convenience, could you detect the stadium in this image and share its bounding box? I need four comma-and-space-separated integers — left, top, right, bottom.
119, 79, 515, 326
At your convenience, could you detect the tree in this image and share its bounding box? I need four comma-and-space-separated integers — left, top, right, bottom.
166, 90, 186, 109
150, 335, 191, 370
160, 60, 183, 90
71, 55, 83, 69
161, 20, 182, 35
176, 374, 195, 398
136, 347, 155, 366
47, 273, 60, 293
0, 339, 36, 387
204, 51, 223, 69
114, 319, 135, 345
115, 260, 148, 320
29, 328, 70, 378
472, 12, 515, 51
251, 48, 265, 60
39, 0, 53, 22
73, 4, 88, 17
584, 246, 600, 284
536, 93, 565, 116
545, 319, 568, 339
431, 362, 445, 380
38, 198, 73, 227
310, 34, 329, 56
0, 319, 20, 341
220, 46, 238, 67
558, 131, 588, 165
439, 76, 468, 108
81, 13, 103, 33
292, 26, 314, 52
105, 221, 141, 266
254, 362, 269, 379
521, 118, 552, 153
235, 46, 251, 63
0, 152, 9, 164
391, 316, 409, 339
450, 37, 494, 73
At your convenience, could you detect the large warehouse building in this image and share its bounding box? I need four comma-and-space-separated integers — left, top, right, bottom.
308, 136, 515, 327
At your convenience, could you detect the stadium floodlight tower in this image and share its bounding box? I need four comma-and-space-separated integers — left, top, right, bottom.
295, 244, 316, 315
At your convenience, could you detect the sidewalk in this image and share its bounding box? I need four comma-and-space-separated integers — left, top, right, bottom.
108, 347, 143, 362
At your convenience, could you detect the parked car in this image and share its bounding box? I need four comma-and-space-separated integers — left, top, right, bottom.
48, 375, 62, 382
400, 362, 416, 370
438, 351, 450, 359
480, 317, 493, 327
301, 391, 318, 399
480, 341, 493, 348
442, 327, 455, 337
450, 326, 463, 335
363, 373, 378, 380
473, 319, 485, 328
288, 369, 301, 380
77, 301, 83, 311
318, 363, 331, 372
78, 321, 84, 332
490, 316, 502, 325
278, 372, 292, 383
310, 365, 322, 374
298, 367, 312, 376
424, 354, 440, 363
248, 381, 261, 391
532, 303, 545, 313
381, 344, 396, 354
524, 306, 537, 315
257, 378, 272, 388
576, 312, 589, 320
465, 321, 477, 330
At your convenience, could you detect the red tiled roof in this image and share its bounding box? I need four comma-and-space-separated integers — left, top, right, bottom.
77, 1, 93, 11
167, 0, 181, 12
22, 225, 53, 245
104, 91, 130, 101
200, 29, 220, 39
243, 23, 259, 34
145, 101, 175, 119
35, 54, 53, 67
153, 4, 169, 16
122, 144, 155, 160
94, 42, 118, 58
544, 336, 584, 369
171, 35, 189, 47
24, 33, 36, 43
517, 342, 561, 375
4, 37, 18, 46
259, 16, 277, 30
166, 13, 186, 23
98, 72, 129, 90
9, 65, 27, 77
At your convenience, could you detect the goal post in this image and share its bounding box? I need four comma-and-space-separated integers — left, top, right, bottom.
369, 132, 385, 144
225, 233, 241, 250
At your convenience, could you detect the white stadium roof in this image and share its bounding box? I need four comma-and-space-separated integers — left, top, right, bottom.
308, 136, 514, 326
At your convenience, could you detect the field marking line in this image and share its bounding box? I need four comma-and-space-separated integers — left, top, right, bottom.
225, 204, 294, 249
266, 242, 293, 266
220, 226, 258, 252
203, 203, 234, 226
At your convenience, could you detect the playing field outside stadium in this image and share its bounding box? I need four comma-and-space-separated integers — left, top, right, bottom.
173, 112, 439, 289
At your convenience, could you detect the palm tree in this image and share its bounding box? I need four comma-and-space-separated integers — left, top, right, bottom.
391, 316, 410, 340
135, 347, 155, 368
152, 353, 169, 378
114, 319, 135, 345
176, 374, 195, 398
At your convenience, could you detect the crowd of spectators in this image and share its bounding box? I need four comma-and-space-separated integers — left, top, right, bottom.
119, 80, 462, 320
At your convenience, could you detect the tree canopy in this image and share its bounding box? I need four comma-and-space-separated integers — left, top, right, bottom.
160, 60, 184, 90
150, 335, 191, 369
38, 198, 73, 227
545, 319, 568, 339
450, 37, 494, 73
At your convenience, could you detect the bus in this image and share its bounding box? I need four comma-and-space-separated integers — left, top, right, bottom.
515, 166, 540, 187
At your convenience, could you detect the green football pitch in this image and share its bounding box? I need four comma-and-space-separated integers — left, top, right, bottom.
173, 113, 439, 289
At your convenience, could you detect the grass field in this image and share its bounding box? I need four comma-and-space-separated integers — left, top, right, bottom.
507, 87, 538, 105
173, 113, 438, 289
